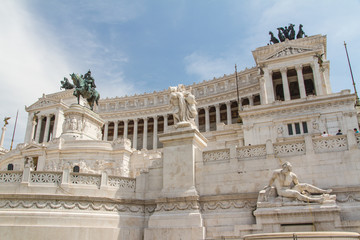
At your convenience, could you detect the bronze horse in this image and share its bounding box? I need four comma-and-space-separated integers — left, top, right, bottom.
70, 73, 100, 110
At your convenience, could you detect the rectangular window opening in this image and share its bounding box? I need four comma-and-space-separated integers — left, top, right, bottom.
295, 122, 301, 134
287, 123, 293, 135
302, 122, 308, 133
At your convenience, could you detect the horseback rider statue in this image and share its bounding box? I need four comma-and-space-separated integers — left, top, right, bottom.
60, 70, 100, 111
84, 70, 96, 92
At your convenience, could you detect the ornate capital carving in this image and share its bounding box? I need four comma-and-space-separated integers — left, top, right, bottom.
295, 64, 303, 72
280, 67, 287, 74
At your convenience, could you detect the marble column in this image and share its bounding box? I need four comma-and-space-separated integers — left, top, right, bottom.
280, 67, 291, 101
295, 65, 306, 98
123, 120, 128, 139
226, 102, 232, 125
238, 100, 243, 111
204, 106, 210, 132
0, 127, 6, 148
52, 110, 62, 139
195, 113, 199, 128
259, 77, 266, 105
215, 104, 220, 125
311, 61, 323, 95
24, 113, 33, 143
163, 115, 168, 133
143, 117, 148, 149
133, 119, 138, 149
153, 116, 158, 150
249, 96, 254, 106
113, 120, 119, 140
263, 68, 275, 103
35, 116, 43, 143
104, 122, 109, 141
30, 118, 37, 141
43, 115, 51, 142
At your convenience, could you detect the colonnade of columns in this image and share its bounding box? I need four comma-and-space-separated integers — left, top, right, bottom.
263, 64, 318, 103
31, 115, 55, 143
102, 98, 261, 150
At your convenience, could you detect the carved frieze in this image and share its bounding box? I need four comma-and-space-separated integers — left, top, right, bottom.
0, 199, 144, 214
201, 200, 256, 212
266, 47, 312, 60
26, 98, 59, 111
155, 201, 200, 212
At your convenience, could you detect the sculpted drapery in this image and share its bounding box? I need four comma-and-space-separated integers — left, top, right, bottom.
170, 84, 197, 126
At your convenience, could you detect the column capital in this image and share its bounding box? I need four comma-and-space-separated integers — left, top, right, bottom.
142, 117, 149, 121
225, 101, 231, 106
214, 103, 220, 108
203, 105, 209, 111
280, 67, 287, 73
267, 68, 273, 75
295, 64, 303, 71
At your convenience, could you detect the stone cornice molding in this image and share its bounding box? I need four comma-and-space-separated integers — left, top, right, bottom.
252, 35, 326, 65
45, 89, 75, 101
25, 97, 68, 112
0, 196, 144, 214
239, 93, 356, 121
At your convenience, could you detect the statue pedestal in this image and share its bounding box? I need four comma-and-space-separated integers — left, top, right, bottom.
159, 124, 207, 198
253, 188, 341, 232
144, 125, 208, 240
61, 104, 104, 141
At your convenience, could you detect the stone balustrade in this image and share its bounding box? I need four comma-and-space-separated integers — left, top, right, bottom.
203, 133, 357, 162
236, 145, 267, 159
274, 139, 305, 157
203, 149, 231, 163
0, 171, 22, 183
0, 168, 136, 192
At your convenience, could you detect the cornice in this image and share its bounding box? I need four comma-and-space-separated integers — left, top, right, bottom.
240, 93, 356, 121
25, 98, 69, 113
252, 34, 326, 65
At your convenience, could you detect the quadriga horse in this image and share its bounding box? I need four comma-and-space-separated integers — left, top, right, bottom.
70, 73, 100, 110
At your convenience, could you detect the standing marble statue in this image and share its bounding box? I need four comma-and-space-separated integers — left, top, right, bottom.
264, 162, 333, 203
169, 84, 197, 127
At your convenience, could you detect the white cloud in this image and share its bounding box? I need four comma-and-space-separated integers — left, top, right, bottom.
184, 52, 235, 81
0, 1, 72, 149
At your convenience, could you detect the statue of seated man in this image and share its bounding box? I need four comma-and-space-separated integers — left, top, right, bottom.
264, 162, 332, 203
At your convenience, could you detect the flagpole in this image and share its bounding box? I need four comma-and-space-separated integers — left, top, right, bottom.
235, 64, 240, 105
10, 110, 19, 151
344, 41, 360, 105
235, 64, 242, 123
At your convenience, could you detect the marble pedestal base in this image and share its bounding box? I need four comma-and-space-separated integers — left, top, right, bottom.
145, 125, 207, 240
144, 196, 205, 240
254, 201, 341, 232
61, 104, 104, 141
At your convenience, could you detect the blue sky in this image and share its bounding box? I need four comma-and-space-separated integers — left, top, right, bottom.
1, 0, 360, 149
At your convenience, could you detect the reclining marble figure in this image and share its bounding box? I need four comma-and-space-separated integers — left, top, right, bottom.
263, 162, 333, 203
